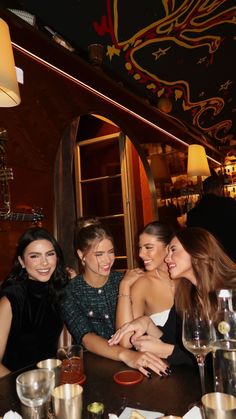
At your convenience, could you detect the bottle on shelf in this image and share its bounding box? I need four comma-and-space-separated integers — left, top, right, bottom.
232, 167, 236, 184
223, 168, 231, 185
212, 289, 236, 396
227, 168, 232, 185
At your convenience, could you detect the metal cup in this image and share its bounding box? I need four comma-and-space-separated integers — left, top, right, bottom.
37, 358, 62, 387
52, 383, 83, 419
161, 416, 183, 418
201, 392, 236, 419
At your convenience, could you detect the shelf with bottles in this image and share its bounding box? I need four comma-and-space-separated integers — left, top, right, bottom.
157, 193, 199, 215
217, 164, 236, 186
156, 173, 200, 214
217, 163, 236, 198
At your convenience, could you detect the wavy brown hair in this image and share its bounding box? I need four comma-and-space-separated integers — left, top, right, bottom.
173, 227, 236, 318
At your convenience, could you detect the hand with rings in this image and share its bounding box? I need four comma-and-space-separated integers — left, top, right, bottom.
142, 359, 148, 369
120, 349, 170, 378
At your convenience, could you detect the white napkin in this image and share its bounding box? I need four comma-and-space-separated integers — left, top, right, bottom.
3, 411, 22, 419
118, 407, 163, 418
183, 406, 203, 419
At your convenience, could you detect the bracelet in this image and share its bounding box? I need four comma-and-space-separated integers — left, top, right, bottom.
118, 293, 131, 299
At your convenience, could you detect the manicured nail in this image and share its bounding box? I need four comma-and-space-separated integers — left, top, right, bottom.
165, 367, 172, 375
147, 372, 152, 379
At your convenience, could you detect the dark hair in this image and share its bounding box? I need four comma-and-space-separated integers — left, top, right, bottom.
140, 221, 174, 246
203, 175, 223, 195
1, 227, 69, 301
74, 217, 115, 273
173, 227, 236, 317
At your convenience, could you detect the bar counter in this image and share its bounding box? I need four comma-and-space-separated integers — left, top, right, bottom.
0, 351, 213, 418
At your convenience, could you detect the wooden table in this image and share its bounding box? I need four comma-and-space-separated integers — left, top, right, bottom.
0, 351, 213, 418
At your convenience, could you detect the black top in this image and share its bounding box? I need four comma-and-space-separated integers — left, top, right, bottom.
61, 271, 123, 343
0, 279, 63, 371
187, 193, 236, 262
159, 306, 196, 366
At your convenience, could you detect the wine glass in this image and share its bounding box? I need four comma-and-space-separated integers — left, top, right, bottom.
16, 368, 55, 418
182, 309, 213, 395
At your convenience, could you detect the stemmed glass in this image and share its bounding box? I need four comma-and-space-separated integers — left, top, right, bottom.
16, 368, 55, 418
182, 309, 213, 395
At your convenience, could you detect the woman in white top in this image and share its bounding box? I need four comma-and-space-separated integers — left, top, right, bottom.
116, 221, 178, 349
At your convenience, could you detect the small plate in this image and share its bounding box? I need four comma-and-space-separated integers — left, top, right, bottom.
113, 370, 143, 386
119, 407, 163, 418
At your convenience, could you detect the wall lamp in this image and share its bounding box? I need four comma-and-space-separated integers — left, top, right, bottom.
187, 144, 210, 193
0, 18, 21, 107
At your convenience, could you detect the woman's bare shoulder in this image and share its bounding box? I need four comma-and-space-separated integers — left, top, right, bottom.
132, 271, 155, 289
0, 296, 12, 312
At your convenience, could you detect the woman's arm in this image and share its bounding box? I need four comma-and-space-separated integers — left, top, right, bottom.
82, 332, 169, 377
131, 334, 174, 359
0, 297, 12, 377
115, 269, 144, 347
110, 315, 162, 347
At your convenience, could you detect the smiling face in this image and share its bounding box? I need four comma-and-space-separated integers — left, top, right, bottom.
78, 238, 115, 277
18, 239, 57, 282
138, 232, 168, 272
165, 237, 196, 285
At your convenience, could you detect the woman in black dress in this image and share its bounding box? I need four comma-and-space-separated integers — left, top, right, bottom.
0, 227, 69, 377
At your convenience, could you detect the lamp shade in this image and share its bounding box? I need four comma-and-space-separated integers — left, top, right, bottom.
187, 144, 210, 177
0, 19, 21, 107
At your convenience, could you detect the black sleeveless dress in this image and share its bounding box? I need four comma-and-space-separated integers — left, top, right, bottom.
0, 279, 63, 372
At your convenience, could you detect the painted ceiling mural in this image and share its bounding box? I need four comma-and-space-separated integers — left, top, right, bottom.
91, 0, 236, 150
4, 0, 236, 151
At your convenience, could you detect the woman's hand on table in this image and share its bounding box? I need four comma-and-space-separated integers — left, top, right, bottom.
119, 348, 170, 378
132, 335, 174, 359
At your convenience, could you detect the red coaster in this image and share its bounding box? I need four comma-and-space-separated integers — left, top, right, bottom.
77, 373, 86, 385
113, 370, 143, 386
60, 373, 86, 385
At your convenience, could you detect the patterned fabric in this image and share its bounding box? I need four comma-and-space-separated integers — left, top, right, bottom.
61, 271, 123, 343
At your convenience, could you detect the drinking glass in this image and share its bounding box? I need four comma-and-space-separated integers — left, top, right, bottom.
57, 344, 84, 384
16, 368, 55, 419
182, 309, 213, 395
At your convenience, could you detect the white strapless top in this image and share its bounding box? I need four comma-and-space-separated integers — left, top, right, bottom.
149, 309, 170, 326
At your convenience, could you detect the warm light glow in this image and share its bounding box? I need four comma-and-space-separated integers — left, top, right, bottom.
187, 144, 211, 177
150, 154, 172, 182
0, 19, 21, 107
157, 97, 172, 113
